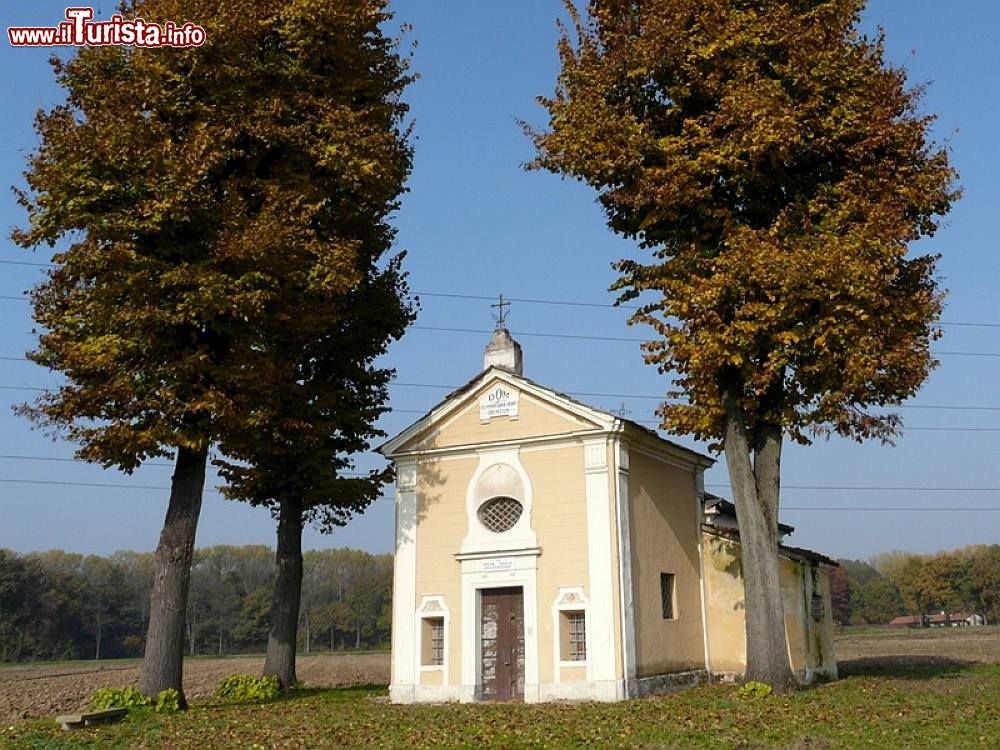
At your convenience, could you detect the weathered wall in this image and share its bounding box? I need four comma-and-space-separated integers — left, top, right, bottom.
702, 530, 838, 681
702, 533, 747, 674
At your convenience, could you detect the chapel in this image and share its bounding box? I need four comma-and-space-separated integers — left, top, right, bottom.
379, 325, 837, 703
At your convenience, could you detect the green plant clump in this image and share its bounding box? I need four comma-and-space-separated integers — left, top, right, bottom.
88, 686, 181, 713
88, 686, 152, 711
154, 688, 181, 713
738, 681, 774, 699
214, 674, 282, 703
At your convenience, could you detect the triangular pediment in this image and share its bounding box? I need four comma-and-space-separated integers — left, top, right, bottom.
380, 368, 615, 457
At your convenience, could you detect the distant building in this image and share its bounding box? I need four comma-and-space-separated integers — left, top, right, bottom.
380, 327, 838, 703
890, 613, 986, 628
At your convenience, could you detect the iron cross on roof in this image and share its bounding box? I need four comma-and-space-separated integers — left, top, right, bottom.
491, 293, 511, 330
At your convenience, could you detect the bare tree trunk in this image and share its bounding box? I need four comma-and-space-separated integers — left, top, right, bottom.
355, 615, 361, 650
95, 616, 102, 661
721, 381, 797, 693
263, 496, 303, 689
304, 612, 311, 655
139, 444, 208, 707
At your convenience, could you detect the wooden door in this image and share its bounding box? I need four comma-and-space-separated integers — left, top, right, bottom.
480, 587, 525, 701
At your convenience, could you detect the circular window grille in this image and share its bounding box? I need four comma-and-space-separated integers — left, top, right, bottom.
478, 496, 523, 533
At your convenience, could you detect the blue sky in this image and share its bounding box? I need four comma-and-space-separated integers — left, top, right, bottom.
1, 0, 997, 562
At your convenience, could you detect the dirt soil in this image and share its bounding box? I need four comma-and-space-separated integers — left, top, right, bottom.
0, 652, 389, 725
835, 625, 1000, 667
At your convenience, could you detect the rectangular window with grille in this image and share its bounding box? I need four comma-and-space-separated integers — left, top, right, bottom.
560, 610, 586, 661
422, 617, 444, 666
660, 573, 675, 620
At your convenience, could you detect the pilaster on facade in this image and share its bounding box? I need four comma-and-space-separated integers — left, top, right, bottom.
390, 459, 418, 703
582, 437, 618, 691
613, 439, 636, 697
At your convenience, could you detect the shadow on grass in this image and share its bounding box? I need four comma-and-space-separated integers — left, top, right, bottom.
837, 655, 975, 679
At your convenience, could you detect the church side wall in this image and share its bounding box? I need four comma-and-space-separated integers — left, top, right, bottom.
627, 452, 706, 677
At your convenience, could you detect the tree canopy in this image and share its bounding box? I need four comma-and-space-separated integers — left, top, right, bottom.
532, 0, 957, 446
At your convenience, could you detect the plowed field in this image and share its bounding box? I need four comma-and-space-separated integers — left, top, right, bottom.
0, 652, 389, 724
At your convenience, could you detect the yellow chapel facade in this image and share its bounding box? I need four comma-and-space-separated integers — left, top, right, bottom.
379, 329, 837, 703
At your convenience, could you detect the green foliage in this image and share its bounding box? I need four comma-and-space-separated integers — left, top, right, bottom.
88, 686, 152, 711
737, 681, 773, 699
155, 688, 181, 714
214, 674, 282, 703
87, 686, 180, 713
0, 545, 393, 663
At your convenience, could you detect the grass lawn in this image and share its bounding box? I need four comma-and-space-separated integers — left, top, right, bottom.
3, 662, 999, 749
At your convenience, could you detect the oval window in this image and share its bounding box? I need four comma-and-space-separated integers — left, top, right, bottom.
478, 496, 523, 533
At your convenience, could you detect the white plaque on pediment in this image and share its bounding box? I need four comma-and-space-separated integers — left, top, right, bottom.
479, 385, 519, 422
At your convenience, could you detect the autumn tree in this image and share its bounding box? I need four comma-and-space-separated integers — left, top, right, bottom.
532, 0, 957, 689
216, 259, 412, 686
203, 0, 414, 689
827, 565, 851, 625
967, 546, 1000, 624
13, 0, 412, 704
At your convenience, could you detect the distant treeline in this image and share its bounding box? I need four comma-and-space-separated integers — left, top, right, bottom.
832, 544, 1000, 626
0, 546, 391, 663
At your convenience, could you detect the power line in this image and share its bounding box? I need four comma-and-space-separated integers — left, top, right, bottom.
413, 291, 1000, 330
705, 484, 1000, 492
0, 259, 50, 268
391, 381, 1000, 414
413, 291, 1000, 329
0, 477, 179, 491
0, 472, 997, 499
1, 380, 999, 430
783, 507, 1000, 512
414, 324, 644, 343
411, 325, 1000, 356
2, 277, 999, 328
0, 453, 173, 467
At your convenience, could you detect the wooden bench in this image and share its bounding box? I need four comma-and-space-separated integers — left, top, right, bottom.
55, 707, 128, 730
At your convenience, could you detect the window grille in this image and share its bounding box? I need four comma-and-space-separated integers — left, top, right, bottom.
478, 496, 523, 533
428, 618, 444, 666
660, 573, 675, 620
566, 611, 586, 661
811, 594, 825, 622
